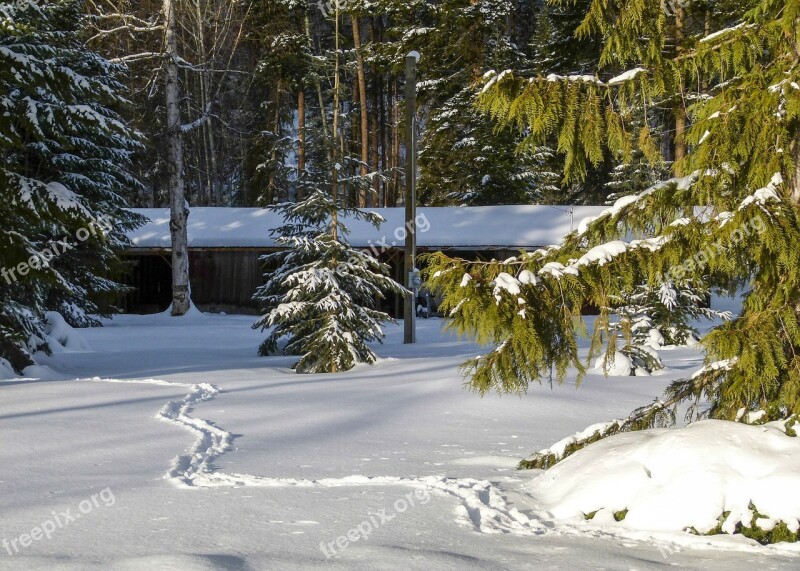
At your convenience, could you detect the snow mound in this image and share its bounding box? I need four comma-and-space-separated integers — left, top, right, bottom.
0, 357, 16, 379
593, 350, 634, 376
151, 301, 208, 324
20, 364, 62, 380
527, 420, 800, 537
44, 311, 91, 352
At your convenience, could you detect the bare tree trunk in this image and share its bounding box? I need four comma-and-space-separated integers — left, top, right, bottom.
379, 73, 388, 207
351, 14, 369, 207
165, 0, 190, 316
194, 0, 213, 206
305, 13, 330, 163
370, 87, 380, 208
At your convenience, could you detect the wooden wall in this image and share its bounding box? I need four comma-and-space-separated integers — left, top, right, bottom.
121, 247, 525, 316
122, 249, 269, 315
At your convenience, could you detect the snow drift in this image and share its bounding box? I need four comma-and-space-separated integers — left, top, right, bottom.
44, 311, 91, 352
527, 420, 800, 540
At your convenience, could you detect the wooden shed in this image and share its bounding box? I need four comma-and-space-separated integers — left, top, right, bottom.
122, 205, 608, 316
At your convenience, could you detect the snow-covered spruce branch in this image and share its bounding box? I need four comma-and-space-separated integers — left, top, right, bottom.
519, 360, 739, 470
425, 170, 786, 397
481, 67, 648, 94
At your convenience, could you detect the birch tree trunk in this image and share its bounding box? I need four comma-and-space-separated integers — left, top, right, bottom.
164, 0, 191, 316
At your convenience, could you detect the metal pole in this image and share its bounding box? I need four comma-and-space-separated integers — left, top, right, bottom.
404, 51, 419, 344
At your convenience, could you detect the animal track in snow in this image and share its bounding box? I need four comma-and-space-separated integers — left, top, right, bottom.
88, 377, 547, 536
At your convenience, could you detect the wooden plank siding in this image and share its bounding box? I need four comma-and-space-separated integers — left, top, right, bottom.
122, 249, 278, 315
120, 247, 531, 316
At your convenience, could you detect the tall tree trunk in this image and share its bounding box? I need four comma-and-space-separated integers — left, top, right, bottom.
297, 88, 306, 200
792, 130, 800, 204
165, 0, 191, 316
194, 0, 214, 206
369, 18, 380, 208
390, 77, 400, 206
370, 86, 380, 208
379, 72, 388, 207
268, 83, 281, 204
331, 2, 340, 241
351, 15, 369, 207
305, 14, 330, 163
673, 5, 687, 176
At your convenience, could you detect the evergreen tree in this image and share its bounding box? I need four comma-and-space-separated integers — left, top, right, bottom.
525, 0, 615, 204
253, 191, 405, 373
0, 1, 144, 370
426, 0, 800, 444
414, 0, 543, 206
604, 111, 672, 203
599, 280, 732, 376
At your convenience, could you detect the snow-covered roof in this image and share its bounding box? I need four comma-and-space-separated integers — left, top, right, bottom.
127, 205, 609, 250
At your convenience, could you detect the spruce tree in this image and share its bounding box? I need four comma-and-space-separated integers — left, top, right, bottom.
253, 191, 405, 373
0, 1, 143, 370
426, 0, 800, 444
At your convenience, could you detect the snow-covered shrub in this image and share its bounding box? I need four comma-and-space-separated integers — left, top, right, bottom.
526, 420, 800, 544
592, 347, 658, 376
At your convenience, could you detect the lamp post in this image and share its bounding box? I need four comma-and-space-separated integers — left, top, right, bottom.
404, 51, 420, 345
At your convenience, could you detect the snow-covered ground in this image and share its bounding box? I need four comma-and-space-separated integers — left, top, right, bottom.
1, 311, 798, 569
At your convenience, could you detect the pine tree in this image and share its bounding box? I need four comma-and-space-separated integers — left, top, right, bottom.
0, 1, 144, 370
426, 0, 800, 444
253, 191, 405, 373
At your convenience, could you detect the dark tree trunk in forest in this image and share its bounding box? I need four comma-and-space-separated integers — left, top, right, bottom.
298, 88, 306, 200
351, 15, 369, 207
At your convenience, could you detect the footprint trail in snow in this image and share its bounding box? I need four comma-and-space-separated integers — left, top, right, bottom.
88, 377, 547, 536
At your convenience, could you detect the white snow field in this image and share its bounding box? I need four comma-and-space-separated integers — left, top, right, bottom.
1, 311, 799, 570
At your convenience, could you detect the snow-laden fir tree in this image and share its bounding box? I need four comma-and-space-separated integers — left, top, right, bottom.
253, 191, 405, 373
598, 281, 733, 376
613, 281, 732, 348
426, 0, 800, 465
0, 1, 144, 370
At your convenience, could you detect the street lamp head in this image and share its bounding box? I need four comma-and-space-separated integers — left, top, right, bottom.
407, 51, 421, 62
